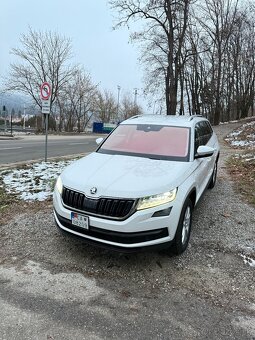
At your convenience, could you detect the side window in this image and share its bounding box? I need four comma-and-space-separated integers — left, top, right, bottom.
194, 124, 201, 153
201, 121, 213, 144
194, 121, 213, 153
205, 121, 213, 138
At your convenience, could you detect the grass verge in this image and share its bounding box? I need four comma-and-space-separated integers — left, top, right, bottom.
0, 185, 18, 213
227, 153, 255, 206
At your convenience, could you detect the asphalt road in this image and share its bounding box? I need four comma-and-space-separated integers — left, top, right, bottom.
0, 134, 100, 165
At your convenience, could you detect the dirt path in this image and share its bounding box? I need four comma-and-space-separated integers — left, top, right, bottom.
0, 122, 254, 340
214, 121, 249, 175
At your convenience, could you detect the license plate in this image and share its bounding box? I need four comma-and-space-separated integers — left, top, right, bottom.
71, 212, 89, 229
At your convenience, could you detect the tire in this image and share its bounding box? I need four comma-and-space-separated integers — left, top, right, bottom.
208, 160, 218, 189
172, 198, 193, 255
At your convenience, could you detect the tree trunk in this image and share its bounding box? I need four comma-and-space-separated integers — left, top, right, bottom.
165, 67, 171, 115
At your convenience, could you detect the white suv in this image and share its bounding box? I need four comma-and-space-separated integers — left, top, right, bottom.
53, 115, 219, 254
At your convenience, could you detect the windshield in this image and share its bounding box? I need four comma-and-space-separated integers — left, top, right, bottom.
97, 124, 190, 161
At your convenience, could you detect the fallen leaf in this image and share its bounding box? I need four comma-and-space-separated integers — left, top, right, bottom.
222, 212, 231, 218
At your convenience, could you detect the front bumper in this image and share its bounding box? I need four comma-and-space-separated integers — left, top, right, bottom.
53, 189, 180, 250
54, 210, 172, 253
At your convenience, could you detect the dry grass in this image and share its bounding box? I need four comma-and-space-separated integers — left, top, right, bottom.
0, 171, 52, 224
0, 184, 18, 214
225, 118, 255, 206
227, 153, 255, 206
0, 197, 51, 225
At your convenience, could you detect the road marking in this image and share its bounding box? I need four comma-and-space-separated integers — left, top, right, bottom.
0, 147, 23, 151
68, 142, 90, 145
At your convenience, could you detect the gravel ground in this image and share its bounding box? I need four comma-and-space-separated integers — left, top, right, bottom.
0, 121, 254, 340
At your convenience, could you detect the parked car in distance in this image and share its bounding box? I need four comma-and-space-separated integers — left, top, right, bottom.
53, 114, 220, 254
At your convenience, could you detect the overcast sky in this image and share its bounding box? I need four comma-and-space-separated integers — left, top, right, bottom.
0, 0, 150, 110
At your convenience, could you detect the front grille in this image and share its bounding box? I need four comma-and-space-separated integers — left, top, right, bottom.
62, 187, 136, 220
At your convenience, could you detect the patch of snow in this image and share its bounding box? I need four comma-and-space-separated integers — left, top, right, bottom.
20, 191, 50, 201
233, 153, 255, 163
0, 159, 77, 201
230, 140, 255, 147
228, 130, 242, 137
241, 254, 255, 268
220, 120, 238, 124
240, 153, 253, 158
225, 120, 255, 149
243, 121, 255, 127
13, 131, 35, 136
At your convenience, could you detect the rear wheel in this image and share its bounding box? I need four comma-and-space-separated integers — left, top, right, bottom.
172, 198, 193, 255
208, 160, 218, 189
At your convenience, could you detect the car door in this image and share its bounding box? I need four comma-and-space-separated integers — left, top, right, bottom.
194, 121, 215, 198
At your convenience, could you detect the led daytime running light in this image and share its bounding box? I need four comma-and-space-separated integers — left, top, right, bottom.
137, 188, 177, 210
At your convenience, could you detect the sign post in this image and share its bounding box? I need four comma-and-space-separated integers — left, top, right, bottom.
40, 82, 51, 162
3, 106, 7, 132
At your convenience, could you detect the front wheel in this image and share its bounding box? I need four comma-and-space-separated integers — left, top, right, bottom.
172, 198, 193, 255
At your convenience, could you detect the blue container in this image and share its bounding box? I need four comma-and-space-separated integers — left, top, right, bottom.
93, 122, 103, 133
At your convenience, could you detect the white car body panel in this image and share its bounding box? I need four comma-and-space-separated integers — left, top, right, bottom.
61, 153, 194, 199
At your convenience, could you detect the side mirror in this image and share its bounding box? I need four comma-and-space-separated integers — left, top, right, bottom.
96, 137, 104, 145
195, 145, 214, 159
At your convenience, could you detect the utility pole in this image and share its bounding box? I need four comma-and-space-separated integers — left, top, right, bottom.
117, 85, 121, 121
134, 88, 138, 106
3, 105, 7, 132
134, 88, 138, 115
23, 104, 26, 130
10, 111, 13, 135
153, 101, 157, 114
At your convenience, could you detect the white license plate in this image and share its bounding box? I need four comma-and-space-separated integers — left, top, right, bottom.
71, 212, 89, 229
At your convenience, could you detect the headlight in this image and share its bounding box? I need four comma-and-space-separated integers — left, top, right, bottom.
137, 188, 177, 210
56, 176, 63, 195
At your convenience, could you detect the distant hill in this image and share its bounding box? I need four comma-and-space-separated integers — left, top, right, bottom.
0, 93, 34, 116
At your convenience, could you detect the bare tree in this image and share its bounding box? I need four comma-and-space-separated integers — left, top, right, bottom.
185, 0, 255, 124
194, 0, 239, 124
111, 0, 255, 124
110, 0, 192, 115
120, 91, 143, 120
230, 8, 255, 119
60, 69, 98, 132
5, 28, 75, 110
94, 90, 117, 123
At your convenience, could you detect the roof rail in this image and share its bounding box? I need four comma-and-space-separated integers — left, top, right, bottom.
188, 114, 203, 121
128, 115, 143, 120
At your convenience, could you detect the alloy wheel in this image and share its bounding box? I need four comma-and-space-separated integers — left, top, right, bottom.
182, 206, 191, 245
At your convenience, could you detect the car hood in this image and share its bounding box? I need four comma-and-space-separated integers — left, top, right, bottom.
61, 152, 193, 199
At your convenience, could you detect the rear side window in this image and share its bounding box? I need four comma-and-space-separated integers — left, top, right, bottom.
194, 121, 213, 152
202, 121, 213, 137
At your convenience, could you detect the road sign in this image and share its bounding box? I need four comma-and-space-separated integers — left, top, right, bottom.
41, 99, 51, 114
40, 82, 51, 163
40, 82, 51, 114
40, 82, 51, 100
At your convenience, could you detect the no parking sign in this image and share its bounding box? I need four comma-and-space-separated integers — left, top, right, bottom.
40, 82, 51, 100
40, 82, 51, 114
